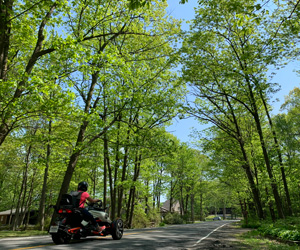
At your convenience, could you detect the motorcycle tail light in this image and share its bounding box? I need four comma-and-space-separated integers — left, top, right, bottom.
58, 209, 73, 214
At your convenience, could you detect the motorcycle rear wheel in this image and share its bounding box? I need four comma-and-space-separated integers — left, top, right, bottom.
51, 233, 71, 244
73, 233, 81, 240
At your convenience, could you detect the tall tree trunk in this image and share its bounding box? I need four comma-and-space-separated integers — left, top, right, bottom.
199, 192, 204, 221
179, 186, 184, 216
169, 178, 176, 212
126, 187, 133, 226
225, 94, 265, 219
153, 182, 156, 210
12, 144, 32, 230
38, 120, 52, 231
0, 0, 12, 81
128, 186, 136, 228
117, 118, 132, 217
157, 177, 161, 210
266, 187, 276, 222
246, 77, 284, 219
8, 170, 20, 226
126, 153, 141, 228
103, 134, 108, 207
0, 0, 13, 146
54, 129, 85, 206
117, 144, 129, 217
185, 194, 189, 215
23, 168, 37, 229
103, 139, 107, 208
242, 163, 264, 219
91, 166, 97, 197
239, 197, 248, 225
222, 200, 226, 220
104, 134, 115, 219
191, 193, 195, 223
258, 88, 292, 216
145, 180, 149, 214
110, 118, 121, 220
8, 193, 16, 226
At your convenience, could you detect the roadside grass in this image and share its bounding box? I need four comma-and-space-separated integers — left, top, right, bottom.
0, 230, 48, 238
238, 217, 300, 250
240, 230, 300, 250
257, 217, 300, 242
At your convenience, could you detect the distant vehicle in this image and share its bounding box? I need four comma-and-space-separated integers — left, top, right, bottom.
213, 216, 222, 221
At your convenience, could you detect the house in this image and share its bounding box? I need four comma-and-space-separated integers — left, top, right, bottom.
0, 209, 15, 225
160, 200, 181, 214
0, 208, 38, 226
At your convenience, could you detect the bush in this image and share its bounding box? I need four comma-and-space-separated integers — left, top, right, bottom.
257, 217, 300, 241
146, 208, 161, 227
131, 206, 150, 229
131, 205, 163, 228
241, 219, 261, 229
163, 212, 184, 225
159, 222, 165, 227
182, 212, 191, 222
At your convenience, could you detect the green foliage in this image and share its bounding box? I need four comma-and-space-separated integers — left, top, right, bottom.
146, 209, 161, 226
241, 219, 261, 229
257, 217, 300, 241
181, 0, 300, 221
163, 212, 184, 225
159, 222, 166, 227
131, 205, 150, 229
1, 0, 300, 235
242, 230, 300, 250
0, 0, 186, 231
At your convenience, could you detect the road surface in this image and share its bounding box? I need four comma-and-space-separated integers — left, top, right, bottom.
0, 220, 241, 250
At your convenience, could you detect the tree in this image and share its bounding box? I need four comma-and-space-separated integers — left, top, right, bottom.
0, 0, 77, 146
274, 88, 300, 214
0, 0, 187, 230
180, 0, 300, 219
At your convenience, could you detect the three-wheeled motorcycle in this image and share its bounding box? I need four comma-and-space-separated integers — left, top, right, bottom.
49, 197, 123, 244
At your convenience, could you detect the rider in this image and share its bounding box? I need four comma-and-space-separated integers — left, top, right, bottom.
77, 181, 105, 232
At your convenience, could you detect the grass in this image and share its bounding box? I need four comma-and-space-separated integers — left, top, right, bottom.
257, 217, 300, 242
0, 230, 48, 238
237, 217, 300, 250
239, 230, 300, 250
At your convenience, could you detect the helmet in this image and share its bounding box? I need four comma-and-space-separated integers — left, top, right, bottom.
78, 181, 88, 191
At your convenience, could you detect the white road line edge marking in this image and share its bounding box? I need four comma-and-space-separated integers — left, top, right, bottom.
193, 223, 229, 247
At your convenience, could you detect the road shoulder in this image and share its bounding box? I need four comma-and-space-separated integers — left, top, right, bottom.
186, 222, 252, 250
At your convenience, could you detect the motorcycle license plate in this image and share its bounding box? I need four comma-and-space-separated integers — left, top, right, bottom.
49, 226, 59, 233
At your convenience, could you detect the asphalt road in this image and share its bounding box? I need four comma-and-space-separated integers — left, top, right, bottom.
0, 220, 238, 250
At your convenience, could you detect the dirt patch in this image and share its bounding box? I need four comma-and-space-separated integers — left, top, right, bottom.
185, 223, 252, 250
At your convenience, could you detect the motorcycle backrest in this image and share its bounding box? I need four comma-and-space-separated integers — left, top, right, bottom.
59, 191, 83, 209
69, 191, 83, 208
59, 193, 75, 209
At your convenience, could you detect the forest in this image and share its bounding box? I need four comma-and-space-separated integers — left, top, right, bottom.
0, 0, 300, 235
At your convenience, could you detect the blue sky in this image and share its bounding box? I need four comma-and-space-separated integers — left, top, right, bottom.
165, 0, 300, 144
